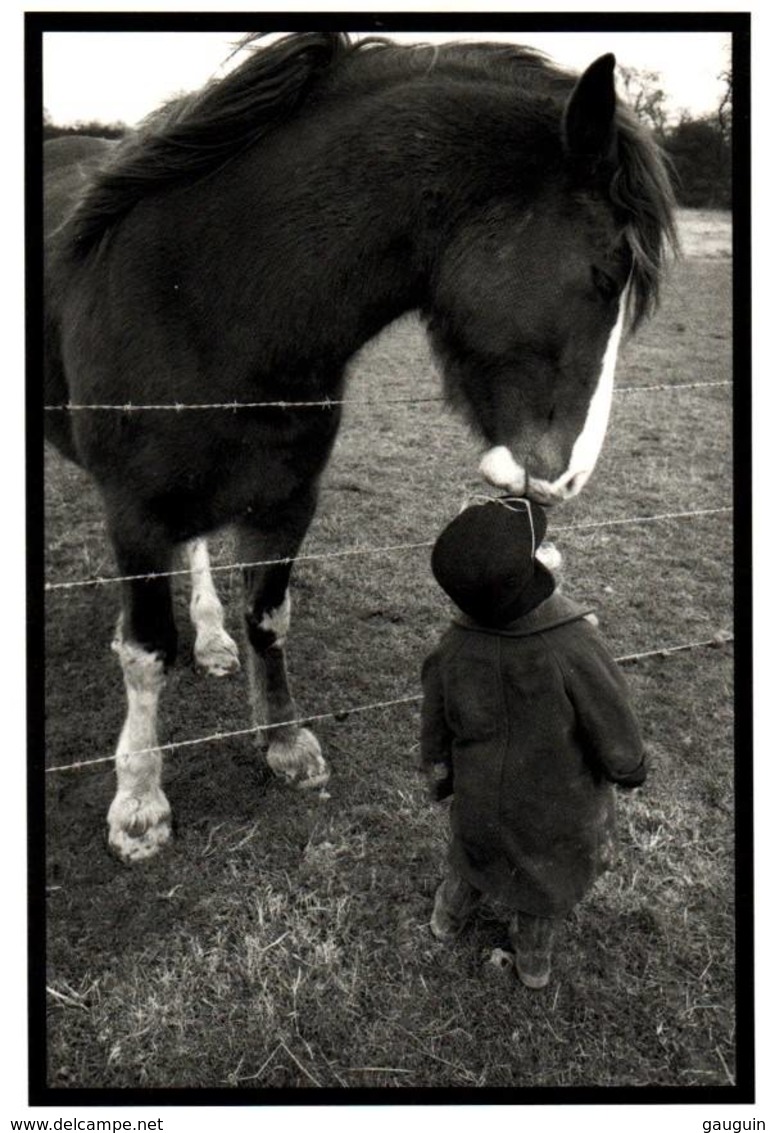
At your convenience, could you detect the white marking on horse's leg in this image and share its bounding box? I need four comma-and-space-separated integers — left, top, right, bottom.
266, 727, 330, 791
187, 538, 240, 676
107, 627, 171, 863
260, 590, 291, 646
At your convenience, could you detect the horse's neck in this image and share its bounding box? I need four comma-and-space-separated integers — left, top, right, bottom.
159, 128, 431, 368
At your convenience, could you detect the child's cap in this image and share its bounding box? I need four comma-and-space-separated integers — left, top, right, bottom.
431, 495, 555, 626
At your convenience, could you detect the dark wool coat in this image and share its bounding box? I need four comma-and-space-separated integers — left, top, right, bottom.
421, 593, 646, 917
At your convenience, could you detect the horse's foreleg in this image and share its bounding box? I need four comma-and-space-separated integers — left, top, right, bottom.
186, 538, 240, 676
238, 497, 328, 790
109, 621, 172, 862
106, 524, 177, 862
247, 584, 328, 789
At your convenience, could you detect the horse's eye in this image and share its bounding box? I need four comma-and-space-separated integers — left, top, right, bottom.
591, 266, 619, 302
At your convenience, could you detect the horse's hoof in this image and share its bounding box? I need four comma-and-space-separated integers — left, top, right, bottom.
267, 727, 330, 789
194, 629, 240, 677
107, 789, 172, 863
295, 768, 331, 792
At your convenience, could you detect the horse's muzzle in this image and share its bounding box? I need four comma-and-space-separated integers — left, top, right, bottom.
478, 445, 588, 505
524, 470, 590, 505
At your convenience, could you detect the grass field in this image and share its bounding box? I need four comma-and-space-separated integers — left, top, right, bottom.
41, 209, 736, 1092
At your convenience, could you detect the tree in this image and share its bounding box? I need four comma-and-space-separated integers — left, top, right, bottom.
663, 113, 731, 209
617, 66, 668, 139
42, 117, 128, 142
716, 65, 732, 146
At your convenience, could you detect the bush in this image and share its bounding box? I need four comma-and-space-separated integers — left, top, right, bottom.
43, 119, 128, 142
664, 116, 731, 210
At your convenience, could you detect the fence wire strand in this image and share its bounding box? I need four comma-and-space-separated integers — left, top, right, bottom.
44, 506, 732, 593
43, 380, 731, 414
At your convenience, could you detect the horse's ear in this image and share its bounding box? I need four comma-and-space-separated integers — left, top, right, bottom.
563, 53, 617, 163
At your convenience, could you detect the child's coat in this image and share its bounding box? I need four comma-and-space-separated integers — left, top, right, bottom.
421, 592, 645, 917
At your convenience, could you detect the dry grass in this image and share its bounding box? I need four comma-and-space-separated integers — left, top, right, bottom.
40, 210, 737, 1094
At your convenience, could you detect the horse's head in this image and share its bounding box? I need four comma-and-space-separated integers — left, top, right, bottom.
426, 52, 675, 505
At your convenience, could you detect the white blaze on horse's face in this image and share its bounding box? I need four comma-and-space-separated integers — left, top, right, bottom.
479, 298, 626, 504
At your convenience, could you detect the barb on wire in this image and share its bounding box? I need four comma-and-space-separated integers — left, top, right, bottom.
44, 634, 733, 775
44, 506, 733, 593
42, 380, 731, 413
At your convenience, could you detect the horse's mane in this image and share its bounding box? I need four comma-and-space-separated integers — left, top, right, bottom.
63, 31, 676, 328
610, 111, 677, 331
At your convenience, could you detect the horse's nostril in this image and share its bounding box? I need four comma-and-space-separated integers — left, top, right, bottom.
563, 471, 589, 498
524, 478, 555, 506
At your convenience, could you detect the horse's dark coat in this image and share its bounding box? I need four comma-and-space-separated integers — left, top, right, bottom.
43, 33, 676, 858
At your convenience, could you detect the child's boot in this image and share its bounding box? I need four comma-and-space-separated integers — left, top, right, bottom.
509, 912, 556, 989
430, 869, 480, 940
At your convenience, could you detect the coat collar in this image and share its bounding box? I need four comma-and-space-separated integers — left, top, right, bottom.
453, 592, 594, 638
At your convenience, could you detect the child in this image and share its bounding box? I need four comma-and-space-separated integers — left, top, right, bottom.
421, 495, 646, 988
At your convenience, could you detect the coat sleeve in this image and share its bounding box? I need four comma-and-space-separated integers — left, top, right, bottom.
420, 648, 455, 801
558, 630, 646, 788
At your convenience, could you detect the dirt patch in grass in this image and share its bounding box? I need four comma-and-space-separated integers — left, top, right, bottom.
41, 210, 737, 1092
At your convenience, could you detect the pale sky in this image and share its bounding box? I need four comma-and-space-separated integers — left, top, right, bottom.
42, 30, 731, 128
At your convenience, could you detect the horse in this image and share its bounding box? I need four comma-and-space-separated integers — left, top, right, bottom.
43, 32, 676, 862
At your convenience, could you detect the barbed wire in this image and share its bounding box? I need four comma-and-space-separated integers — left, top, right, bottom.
42, 380, 731, 413
44, 506, 733, 593
43, 395, 441, 412
42, 379, 735, 780
43, 633, 733, 776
